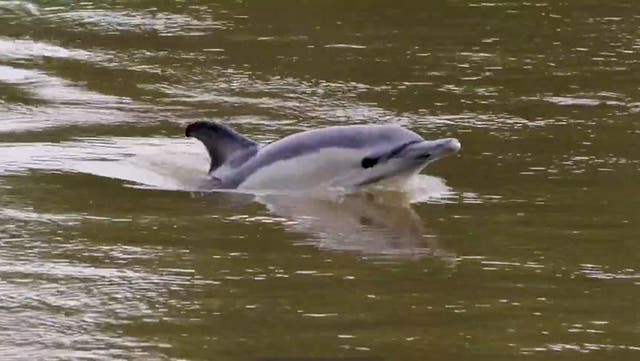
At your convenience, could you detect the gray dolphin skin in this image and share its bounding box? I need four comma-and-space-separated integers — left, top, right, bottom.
185, 121, 460, 190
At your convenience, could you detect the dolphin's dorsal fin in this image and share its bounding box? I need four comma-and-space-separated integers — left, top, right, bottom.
186, 121, 258, 172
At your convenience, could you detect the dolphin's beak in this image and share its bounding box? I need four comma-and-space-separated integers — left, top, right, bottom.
435, 138, 461, 156
404, 138, 461, 162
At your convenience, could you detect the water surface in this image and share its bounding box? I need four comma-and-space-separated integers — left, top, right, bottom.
1, 1, 639, 360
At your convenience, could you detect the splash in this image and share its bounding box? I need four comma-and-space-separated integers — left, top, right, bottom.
0, 1, 39, 16
0, 137, 208, 190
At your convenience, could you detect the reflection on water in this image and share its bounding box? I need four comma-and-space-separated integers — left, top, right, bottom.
258, 189, 455, 259
1, 0, 639, 360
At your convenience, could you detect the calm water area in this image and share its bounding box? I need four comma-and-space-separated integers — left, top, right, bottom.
0, 1, 639, 360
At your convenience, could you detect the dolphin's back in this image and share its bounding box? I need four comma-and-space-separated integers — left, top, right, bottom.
259, 124, 421, 160
223, 124, 423, 188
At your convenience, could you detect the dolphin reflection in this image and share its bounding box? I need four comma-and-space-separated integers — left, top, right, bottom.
252, 191, 456, 260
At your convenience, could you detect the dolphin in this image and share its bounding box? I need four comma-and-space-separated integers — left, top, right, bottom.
185, 121, 460, 190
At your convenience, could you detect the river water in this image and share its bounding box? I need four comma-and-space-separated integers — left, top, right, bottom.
0, 1, 639, 360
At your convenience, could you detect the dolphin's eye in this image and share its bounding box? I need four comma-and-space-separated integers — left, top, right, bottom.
361, 157, 378, 168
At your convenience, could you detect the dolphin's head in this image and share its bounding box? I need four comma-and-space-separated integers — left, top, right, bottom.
394, 138, 461, 165
355, 136, 461, 187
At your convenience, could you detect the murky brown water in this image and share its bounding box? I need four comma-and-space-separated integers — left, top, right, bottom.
1, 1, 639, 360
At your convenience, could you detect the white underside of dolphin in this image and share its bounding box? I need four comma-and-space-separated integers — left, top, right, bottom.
237, 147, 367, 190
185, 121, 460, 191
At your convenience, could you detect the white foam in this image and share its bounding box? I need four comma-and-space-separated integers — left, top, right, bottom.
0, 137, 208, 190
